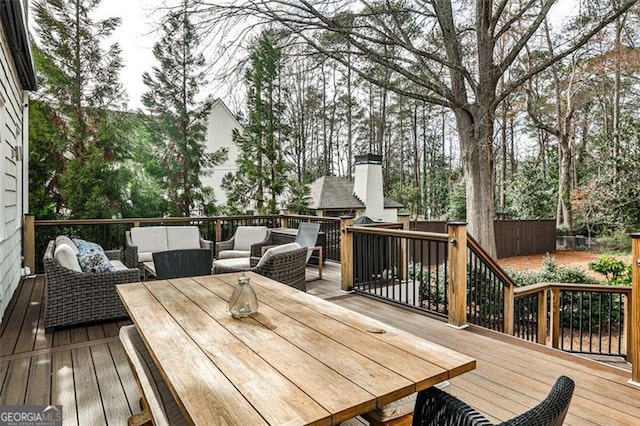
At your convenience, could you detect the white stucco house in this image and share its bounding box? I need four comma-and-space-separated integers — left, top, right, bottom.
0, 0, 37, 320
201, 98, 242, 207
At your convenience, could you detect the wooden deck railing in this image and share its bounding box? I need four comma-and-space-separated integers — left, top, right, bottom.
24, 215, 639, 383
341, 222, 639, 383
24, 214, 341, 273
513, 282, 632, 357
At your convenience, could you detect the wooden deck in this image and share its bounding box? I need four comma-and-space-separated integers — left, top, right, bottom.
1, 262, 638, 425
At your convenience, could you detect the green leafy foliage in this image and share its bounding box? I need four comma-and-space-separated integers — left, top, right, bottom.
226, 30, 291, 214
588, 256, 632, 286
141, 5, 227, 216
30, 0, 129, 219
506, 255, 599, 287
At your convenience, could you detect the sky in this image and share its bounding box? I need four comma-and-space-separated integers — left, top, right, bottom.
94, 0, 172, 111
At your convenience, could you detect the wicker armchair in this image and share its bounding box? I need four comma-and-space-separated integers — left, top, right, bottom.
213, 246, 308, 291
413, 376, 574, 426
43, 240, 140, 332
216, 226, 271, 259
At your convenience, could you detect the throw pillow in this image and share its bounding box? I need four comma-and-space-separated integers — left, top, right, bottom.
73, 239, 114, 273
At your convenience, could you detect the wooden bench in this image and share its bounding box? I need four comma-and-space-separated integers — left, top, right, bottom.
119, 325, 187, 426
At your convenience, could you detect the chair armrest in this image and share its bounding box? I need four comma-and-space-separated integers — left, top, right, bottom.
105, 249, 120, 261
125, 231, 140, 269
251, 234, 274, 257
216, 238, 234, 253
199, 237, 213, 250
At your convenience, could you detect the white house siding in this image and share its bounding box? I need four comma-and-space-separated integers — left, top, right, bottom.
201, 99, 241, 206
0, 22, 28, 320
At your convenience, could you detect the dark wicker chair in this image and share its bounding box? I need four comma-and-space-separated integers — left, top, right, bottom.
152, 249, 213, 279
43, 240, 140, 332
213, 246, 308, 291
412, 376, 575, 426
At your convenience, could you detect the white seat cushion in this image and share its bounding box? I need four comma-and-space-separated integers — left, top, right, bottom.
213, 257, 251, 270
217, 250, 251, 259
110, 260, 128, 271
255, 242, 301, 268
166, 226, 201, 250
233, 226, 268, 251
131, 227, 169, 253
54, 243, 82, 272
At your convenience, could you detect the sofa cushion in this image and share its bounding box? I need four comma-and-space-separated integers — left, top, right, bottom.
255, 242, 301, 269
217, 250, 251, 259
166, 226, 201, 250
74, 239, 114, 273
131, 227, 169, 253
54, 243, 82, 272
212, 257, 251, 270
233, 226, 268, 251
56, 235, 78, 254
138, 251, 154, 263
110, 260, 128, 271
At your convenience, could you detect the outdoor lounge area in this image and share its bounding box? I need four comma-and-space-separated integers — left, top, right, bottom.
1, 261, 639, 425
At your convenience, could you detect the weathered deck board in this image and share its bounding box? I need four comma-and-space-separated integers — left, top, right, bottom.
1, 264, 638, 425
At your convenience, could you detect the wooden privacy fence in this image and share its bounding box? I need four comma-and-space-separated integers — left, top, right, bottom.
411, 219, 556, 258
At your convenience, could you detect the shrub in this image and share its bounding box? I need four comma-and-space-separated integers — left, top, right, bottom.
507, 255, 599, 287
588, 256, 632, 286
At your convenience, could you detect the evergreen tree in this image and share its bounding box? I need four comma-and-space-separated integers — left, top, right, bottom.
141, 2, 226, 217
30, 0, 130, 218
225, 30, 290, 214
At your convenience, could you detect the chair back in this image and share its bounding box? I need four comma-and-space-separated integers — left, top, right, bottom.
413, 375, 574, 426
152, 249, 212, 279
502, 375, 575, 426
295, 223, 320, 263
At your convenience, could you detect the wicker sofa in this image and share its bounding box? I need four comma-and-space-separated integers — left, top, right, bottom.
125, 226, 213, 273
43, 239, 140, 332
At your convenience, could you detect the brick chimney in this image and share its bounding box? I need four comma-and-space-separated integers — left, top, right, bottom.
353, 153, 384, 220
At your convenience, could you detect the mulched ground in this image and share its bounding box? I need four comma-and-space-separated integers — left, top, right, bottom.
496, 250, 632, 278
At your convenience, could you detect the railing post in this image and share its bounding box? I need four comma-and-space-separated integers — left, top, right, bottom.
340, 216, 354, 291
550, 288, 561, 349
281, 215, 288, 229
215, 218, 222, 243
504, 284, 514, 335
537, 289, 548, 345
447, 222, 467, 329
23, 214, 35, 273
630, 233, 640, 386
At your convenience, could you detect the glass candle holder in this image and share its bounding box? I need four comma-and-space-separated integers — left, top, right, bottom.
227, 274, 258, 318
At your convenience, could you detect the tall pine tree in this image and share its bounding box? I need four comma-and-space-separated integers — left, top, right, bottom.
30, 0, 130, 218
225, 30, 289, 214
141, 2, 226, 217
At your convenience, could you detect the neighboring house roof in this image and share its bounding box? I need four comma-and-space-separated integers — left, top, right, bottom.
210, 98, 243, 129
308, 176, 403, 210
0, 0, 37, 90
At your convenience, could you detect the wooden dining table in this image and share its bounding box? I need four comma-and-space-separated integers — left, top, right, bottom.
117, 272, 476, 425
